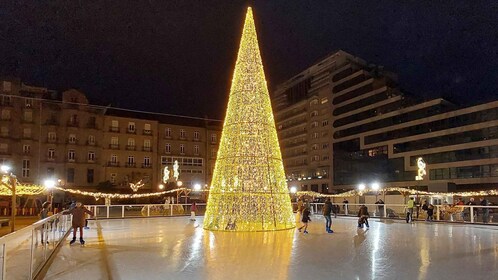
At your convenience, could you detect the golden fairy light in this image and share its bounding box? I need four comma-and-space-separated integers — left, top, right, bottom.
203, 7, 295, 231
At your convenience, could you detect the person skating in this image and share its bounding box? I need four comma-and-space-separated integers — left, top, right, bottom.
39, 201, 51, 244
427, 204, 434, 222
406, 197, 415, 223
190, 202, 197, 221
297, 206, 311, 234
358, 204, 370, 228
64, 202, 94, 245
322, 198, 334, 233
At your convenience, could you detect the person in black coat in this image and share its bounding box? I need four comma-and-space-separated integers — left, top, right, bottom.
298, 207, 311, 234
322, 198, 334, 233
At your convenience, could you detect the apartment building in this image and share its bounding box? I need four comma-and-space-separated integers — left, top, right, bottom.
273, 50, 498, 192
0, 78, 221, 191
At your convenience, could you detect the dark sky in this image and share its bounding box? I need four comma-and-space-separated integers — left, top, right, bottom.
1, 1, 497, 119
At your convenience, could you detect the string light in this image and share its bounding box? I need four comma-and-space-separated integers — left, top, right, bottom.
203, 8, 295, 232
296, 187, 498, 198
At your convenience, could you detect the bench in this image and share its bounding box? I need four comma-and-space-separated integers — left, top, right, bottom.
0, 219, 10, 228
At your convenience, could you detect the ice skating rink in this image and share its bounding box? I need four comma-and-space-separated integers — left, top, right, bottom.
44, 216, 498, 280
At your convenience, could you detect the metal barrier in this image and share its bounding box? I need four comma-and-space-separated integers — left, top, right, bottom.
301, 203, 498, 224
87, 203, 207, 219
0, 213, 72, 280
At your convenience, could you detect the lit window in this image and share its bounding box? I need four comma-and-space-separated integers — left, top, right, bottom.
321, 97, 328, 104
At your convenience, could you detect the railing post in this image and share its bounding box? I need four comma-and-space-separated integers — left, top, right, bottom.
2, 243, 7, 280
345, 205, 349, 216
147, 205, 150, 217
106, 206, 110, 219
122, 206, 125, 218
29, 228, 35, 279
436, 206, 440, 221
171, 205, 173, 216
470, 206, 474, 223
383, 205, 387, 218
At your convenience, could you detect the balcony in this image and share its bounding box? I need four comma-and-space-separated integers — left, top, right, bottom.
67, 157, 76, 163
107, 161, 120, 167
45, 119, 59, 126
86, 140, 96, 146
127, 129, 136, 134
109, 127, 120, 133
164, 135, 172, 139
126, 145, 136, 151
86, 122, 98, 129
142, 146, 152, 152
67, 139, 79, 145
109, 144, 120, 150
143, 129, 152, 135
67, 120, 79, 128
88, 158, 96, 163
125, 162, 136, 168
46, 156, 56, 162
141, 163, 152, 168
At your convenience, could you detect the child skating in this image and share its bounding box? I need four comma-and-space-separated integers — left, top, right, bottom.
64, 202, 94, 245
297, 206, 311, 234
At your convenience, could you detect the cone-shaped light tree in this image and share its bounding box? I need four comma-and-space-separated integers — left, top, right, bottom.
203, 8, 295, 231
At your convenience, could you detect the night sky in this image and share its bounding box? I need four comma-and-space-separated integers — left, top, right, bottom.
1, 1, 497, 119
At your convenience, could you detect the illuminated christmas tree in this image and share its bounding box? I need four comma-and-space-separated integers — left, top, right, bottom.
203, 7, 295, 231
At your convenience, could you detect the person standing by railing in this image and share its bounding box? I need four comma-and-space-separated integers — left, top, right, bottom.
343, 198, 349, 215
406, 197, 415, 223
38, 202, 51, 244
63, 202, 94, 245
480, 197, 489, 224
322, 198, 333, 233
375, 199, 385, 217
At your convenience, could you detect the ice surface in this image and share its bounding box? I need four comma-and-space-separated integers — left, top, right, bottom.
44, 216, 498, 280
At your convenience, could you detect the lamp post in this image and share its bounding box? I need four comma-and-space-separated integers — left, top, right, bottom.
44, 179, 56, 205
1, 165, 16, 233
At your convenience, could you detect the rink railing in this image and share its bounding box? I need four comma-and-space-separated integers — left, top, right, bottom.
86, 203, 207, 219
0, 213, 72, 280
304, 203, 498, 224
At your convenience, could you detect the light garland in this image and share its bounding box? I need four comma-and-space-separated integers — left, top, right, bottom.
129, 180, 144, 192
203, 8, 295, 232
296, 187, 498, 198
0, 175, 46, 196
415, 157, 426, 181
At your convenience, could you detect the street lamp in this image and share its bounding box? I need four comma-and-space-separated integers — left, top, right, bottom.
177, 181, 183, 187
290, 186, 297, 194
44, 179, 56, 205
193, 183, 201, 191
158, 184, 165, 190
1, 165, 16, 233
358, 183, 366, 191
371, 182, 380, 191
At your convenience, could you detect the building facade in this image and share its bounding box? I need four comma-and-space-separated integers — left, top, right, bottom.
0, 78, 221, 192
273, 51, 498, 192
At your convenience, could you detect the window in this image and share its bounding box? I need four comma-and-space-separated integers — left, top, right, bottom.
67, 168, 75, 183
127, 138, 135, 149
194, 131, 200, 140
144, 156, 151, 167
311, 122, 319, 128
310, 111, 318, 117
111, 120, 119, 127
68, 150, 75, 162
22, 159, 30, 178
322, 143, 329, 149
23, 110, 32, 122
143, 139, 151, 151
321, 97, 328, 104
1, 95, 11, 106
322, 155, 330, 161
110, 137, 119, 149
311, 155, 320, 162
69, 114, 78, 126
312, 144, 318, 150
68, 134, 77, 144
87, 169, 94, 183
165, 128, 172, 138
47, 167, 55, 177
2, 81, 12, 92
88, 151, 95, 162
48, 132, 56, 142
111, 154, 117, 163
128, 156, 135, 165
322, 120, 329, 127
25, 98, 33, 108
110, 173, 117, 184
0, 127, 8, 137
144, 123, 151, 135
211, 148, 217, 158
211, 133, 217, 143
88, 135, 95, 145
48, 149, 55, 160
180, 144, 185, 154
310, 99, 318, 106
180, 129, 186, 139
312, 132, 319, 139
23, 145, 30, 154
23, 128, 31, 138
1, 109, 10, 120
194, 145, 199, 155
128, 122, 136, 133
0, 143, 8, 154
165, 143, 171, 154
